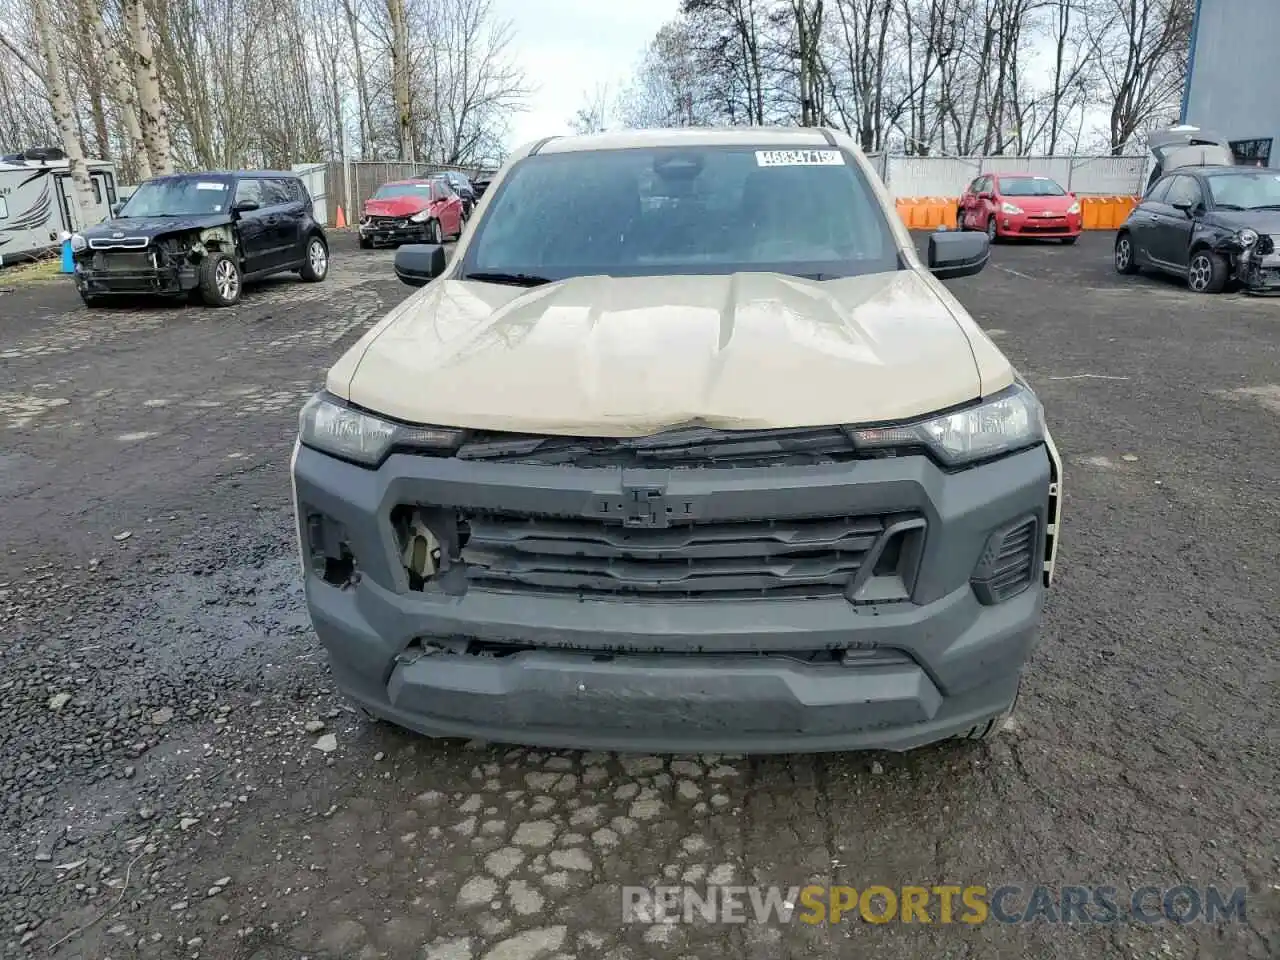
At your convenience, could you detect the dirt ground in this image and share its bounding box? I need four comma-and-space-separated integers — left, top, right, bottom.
0, 231, 1276, 960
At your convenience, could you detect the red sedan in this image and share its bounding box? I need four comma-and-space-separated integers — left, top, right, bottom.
958, 173, 1082, 243
358, 178, 465, 249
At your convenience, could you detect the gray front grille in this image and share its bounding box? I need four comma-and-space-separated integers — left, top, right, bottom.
460, 512, 893, 599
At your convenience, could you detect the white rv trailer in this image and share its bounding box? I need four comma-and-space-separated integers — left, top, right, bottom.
0, 148, 118, 265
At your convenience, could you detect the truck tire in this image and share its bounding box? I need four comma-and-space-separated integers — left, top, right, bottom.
79, 291, 103, 308
198, 253, 242, 307
956, 680, 1020, 742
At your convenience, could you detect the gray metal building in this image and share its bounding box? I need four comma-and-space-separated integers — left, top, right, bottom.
1180, 0, 1279, 166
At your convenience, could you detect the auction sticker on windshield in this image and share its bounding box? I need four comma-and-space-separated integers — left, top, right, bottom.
755, 149, 844, 167
196, 182, 226, 190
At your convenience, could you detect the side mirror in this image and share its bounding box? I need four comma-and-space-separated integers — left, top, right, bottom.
232, 200, 260, 215
110, 202, 124, 217
928, 231, 989, 279
394, 244, 447, 287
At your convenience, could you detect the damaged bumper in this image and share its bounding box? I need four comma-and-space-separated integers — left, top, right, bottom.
291, 444, 1057, 753
1235, 248, 1280, 293
74, 251, 198, 297
359, 220, 432, 246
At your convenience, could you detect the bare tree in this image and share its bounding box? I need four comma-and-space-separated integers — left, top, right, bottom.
341, 0, 376, 157
78, 0, 150, 179
569, 84, 614, 134
30, 0, 95, 223
1088, 0, 1192, 153
386, 0, 414, 160
123, 0, 173, 174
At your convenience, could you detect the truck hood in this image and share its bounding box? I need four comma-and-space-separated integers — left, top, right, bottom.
82, 214, 232, 238
331, 270, 1012, 435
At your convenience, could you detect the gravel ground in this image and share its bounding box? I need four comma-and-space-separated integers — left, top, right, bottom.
0, 231, 1276, 960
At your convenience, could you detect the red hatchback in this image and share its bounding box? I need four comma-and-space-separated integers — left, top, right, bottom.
958, 173, 1082, 243
358, 178, 465, 249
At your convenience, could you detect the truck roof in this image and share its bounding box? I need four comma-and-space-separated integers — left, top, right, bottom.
535, 126, 839, 154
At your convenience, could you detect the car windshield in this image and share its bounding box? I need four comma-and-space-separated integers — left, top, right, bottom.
118, 176, 232, 217
374, 183, 433, 200
1207, 172, 1280, 209
462, 145, 899, 281
999, 177, 1066, 197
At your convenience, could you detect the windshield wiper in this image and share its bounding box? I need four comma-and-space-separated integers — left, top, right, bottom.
1246, 204, 1280, 211
462, 271, 552, 287
1214, 203, 1245, 210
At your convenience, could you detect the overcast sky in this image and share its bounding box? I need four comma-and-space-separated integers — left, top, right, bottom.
492, 0, 681, 151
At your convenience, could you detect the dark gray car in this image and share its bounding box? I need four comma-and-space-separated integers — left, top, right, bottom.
1115, 166, 1280, 294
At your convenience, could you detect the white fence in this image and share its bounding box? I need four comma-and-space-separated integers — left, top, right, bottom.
866, 153, 1150, 198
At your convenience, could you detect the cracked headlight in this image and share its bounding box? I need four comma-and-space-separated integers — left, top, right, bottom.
298, 393, 463, 466
70, 232, 87, 252
849, 384, 1045, 466
1067, 201, 1081, 215
1000, 201, 1024, 215
1237, 228, 1259, 247
409, 210, 432, 223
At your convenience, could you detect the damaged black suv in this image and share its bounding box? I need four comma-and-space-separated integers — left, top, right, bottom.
72, 171, 329, 307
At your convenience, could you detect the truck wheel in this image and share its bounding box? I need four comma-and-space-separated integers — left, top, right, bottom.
957, 680, 1020, 742
300, 235, 329, 282
1187, 250, 1227, 294
198, 253, 242, 307
359, 236, 372, 250
79, 291, 103, 308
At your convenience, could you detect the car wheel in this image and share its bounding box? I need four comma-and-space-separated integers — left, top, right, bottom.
1187, 250, 1227, 294
359, 236, 372, 250
300, 236, 329, 282
198, 253, 242, 307
985, 216, 998, 242
956, 208, 967, 230
427, 219, 442, 245
1114, 232, 1140, 274
1060, 236, 1078, 245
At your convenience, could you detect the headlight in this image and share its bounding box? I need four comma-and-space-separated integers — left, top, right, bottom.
849, 384, 1044, 466
1238, 228, 1259, 247
1067, 201, 1081, 215
70, 233, 87, 252
1000, 201, 1023, 215
409, 210, 431, 223
298, 393, 463, 466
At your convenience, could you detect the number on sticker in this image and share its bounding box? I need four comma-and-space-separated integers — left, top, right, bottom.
755, 150, 845, 167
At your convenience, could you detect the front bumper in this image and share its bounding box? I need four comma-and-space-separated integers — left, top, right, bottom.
74, 260, 198, 296
1000, 212, 1081, 237
1236, 249, 1280, 293
359, 221, 430, 245
291, 443, 1058, 753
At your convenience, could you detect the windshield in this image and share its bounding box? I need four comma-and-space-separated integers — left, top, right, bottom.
999, 177, 1066, 197
1207, 172, 1280, 209
374, 183, 434, 200
461, 145, 899, 281
118, 177, 232, 217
